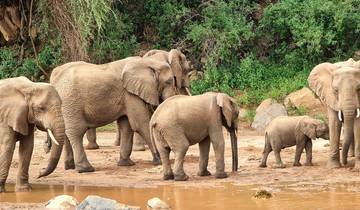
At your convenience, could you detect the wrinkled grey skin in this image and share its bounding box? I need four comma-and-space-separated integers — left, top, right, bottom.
150, 92, 239, 181
259, 116, 329, 168
0, 77, 66, 193
83, 49, 191, 151
308, 59, 360, 169
49, 57, 178, 173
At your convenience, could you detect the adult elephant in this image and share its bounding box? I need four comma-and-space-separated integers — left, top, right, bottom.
0, 77, 66, 192
308, 58, 360, 168
50, 57, 178, 173
122, 49, 192, 149
83, 49, 192, 150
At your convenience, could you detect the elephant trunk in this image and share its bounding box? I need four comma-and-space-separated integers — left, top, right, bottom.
341, 108, 355, 166
38, 113, 65, 178
230, 129, 238, 172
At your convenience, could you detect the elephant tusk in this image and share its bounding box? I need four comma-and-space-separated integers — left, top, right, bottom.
185, 87, 192, 96
338, 110, 343, 122
357, 108, 360, 118
47, 129, 59, 146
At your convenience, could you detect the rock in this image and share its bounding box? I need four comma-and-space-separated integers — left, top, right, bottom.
147, 197, 170, 210
247, 155, 261, 161
324, 143, 330, 147
77, 195, 139, 210
284, 87, 326, 116
252, 190, 272, 199
251, 99, 287, 130
46, 195, 78, 210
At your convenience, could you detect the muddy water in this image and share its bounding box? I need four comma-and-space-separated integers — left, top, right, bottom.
1, 182, 360, 209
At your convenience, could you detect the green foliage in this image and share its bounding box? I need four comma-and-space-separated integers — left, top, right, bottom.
244, 109, 256, 123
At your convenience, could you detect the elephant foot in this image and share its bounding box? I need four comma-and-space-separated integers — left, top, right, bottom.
258, 163, 267, 168
118, 158, 135, 166
293, 162, 302, 167
327, 159, 341, 169
215, 172, 228, 179
304, 162, 314, 166
76, 165, 95, 173
163, 173, 174, 180
15, 183, 32, 192
152, 154, 162, 166
65, 160, 75, 170
274, 163, 286, 168
174, 173, 189, 181
133, 143, 146, 151
0, 184, 5, 193
85, 143, 100, 150
197, 170, 212, 176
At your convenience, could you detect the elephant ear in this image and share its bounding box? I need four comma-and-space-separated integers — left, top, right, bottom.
216, 93, 237, 128
121, 59, 169, 106
308, 62, 339, 111
0, 78, 29, 135
298, 118, 317, 140
169, 49, 186, 89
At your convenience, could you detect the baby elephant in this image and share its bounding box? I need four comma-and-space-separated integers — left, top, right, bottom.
150, 92, 239, 181
259, 116, 329, 168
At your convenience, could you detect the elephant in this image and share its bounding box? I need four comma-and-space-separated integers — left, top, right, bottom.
150, 92, 239, 181
0, 77, 66, 192
308, 58, 360, 168
50, 56, 178, 173
84, 49, 192, 151
259, 116, 329, 168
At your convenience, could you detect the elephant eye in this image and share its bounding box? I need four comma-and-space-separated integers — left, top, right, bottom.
34, 105, 46, 111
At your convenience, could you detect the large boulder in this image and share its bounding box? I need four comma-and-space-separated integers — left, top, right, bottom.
284, 87, 326, 116
251, 99, 287, 131
77, 195, 140, 210
46, 195, 78, 210
147, 197, 170, 210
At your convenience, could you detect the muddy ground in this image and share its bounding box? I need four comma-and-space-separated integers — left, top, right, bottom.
2, 124, 360, 208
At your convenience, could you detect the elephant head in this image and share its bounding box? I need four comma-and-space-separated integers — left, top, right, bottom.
143, 49, 191, 95
0, 77, 66, 178
121, 58, 177, 106
308, 60, 360, 165
216, 93, 239, 171
297, 117, 329, 140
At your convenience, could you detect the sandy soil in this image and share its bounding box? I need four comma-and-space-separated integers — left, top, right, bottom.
4, 124, 360, 190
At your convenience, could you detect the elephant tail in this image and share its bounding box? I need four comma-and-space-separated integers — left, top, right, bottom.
150, 122, 160, 155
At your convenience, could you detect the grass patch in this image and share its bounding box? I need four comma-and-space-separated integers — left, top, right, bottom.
97, 122, 117, 132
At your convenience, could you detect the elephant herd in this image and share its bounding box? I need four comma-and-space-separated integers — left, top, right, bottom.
0, 50, 359, 192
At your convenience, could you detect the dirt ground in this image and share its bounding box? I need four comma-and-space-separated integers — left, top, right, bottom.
4, 123, 360, 190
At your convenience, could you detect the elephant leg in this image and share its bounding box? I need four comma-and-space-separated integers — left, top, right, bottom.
126, 102, 160, 165
158, 146, 173, 180
353, 120, 360, 170
85, 129, 99, 150
64, 135, 75, 170
209, 128, 227, 179
118, 117, 135, 166
67, 127, 94, 173
259, 141, 272, 168
114, 123, 121, 146
172, 139, 189, 181
349, 140, 355, 157
304, 140, 313, 166
133, 133, 146, 151
293, 140, 306, 167
273, 149, 285, 168
327, 109, 342, 168
197, 137, 211, 176
0, 126, 16, 193
16, 130, 34, 192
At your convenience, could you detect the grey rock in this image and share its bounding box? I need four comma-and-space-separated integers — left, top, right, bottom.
77, 195, 140, 210
251, 99, 287, 130
46, 195, 78, 210
147, 197, 170, 210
